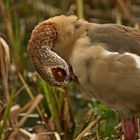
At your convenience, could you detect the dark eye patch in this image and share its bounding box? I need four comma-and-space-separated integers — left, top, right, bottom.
51, 67, 67, 82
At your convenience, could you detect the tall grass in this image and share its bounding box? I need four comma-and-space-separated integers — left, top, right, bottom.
77, 0, 84, 19
0, 0, 139, 140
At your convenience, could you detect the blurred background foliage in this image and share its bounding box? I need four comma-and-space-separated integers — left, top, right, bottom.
0, 0, 140, 140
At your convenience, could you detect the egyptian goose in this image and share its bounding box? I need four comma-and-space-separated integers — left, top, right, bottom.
28, 15, 140, 140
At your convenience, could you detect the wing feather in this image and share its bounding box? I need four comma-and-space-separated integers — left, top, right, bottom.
87, 24, 140, 55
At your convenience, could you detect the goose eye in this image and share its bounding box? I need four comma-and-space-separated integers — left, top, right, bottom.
51, 67, 67, 82
58, 71, 63, 77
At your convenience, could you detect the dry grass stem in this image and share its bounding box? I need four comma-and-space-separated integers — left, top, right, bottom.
75, 116, 100, 140
17, 94, 43, 128
18, 73, 45, 121
0, 37, 10, 101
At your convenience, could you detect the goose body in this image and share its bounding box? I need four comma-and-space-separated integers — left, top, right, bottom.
29, 15, 140, 140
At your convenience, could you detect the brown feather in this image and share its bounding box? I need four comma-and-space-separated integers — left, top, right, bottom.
87, 24, 140, 55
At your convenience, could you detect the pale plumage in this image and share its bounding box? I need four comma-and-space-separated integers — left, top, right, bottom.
71, 41, 140, 117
